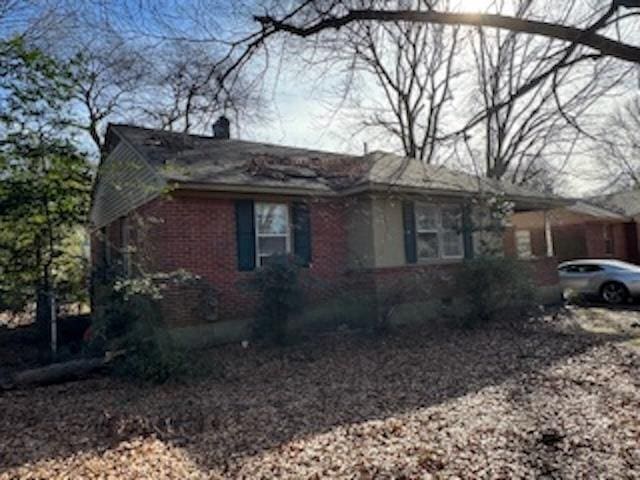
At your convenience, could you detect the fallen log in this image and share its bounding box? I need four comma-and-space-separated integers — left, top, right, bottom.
1, 350, 124, 390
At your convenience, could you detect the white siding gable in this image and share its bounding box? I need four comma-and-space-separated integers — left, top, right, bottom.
90, 140, 167, 229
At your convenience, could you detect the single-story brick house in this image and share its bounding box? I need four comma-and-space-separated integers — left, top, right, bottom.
592, 189, 640, 262
510, 201, 638, 263
90, 120, 566, 344
511, 190, 640, 264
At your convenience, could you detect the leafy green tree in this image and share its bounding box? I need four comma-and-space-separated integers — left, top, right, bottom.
0, 38, 92, 342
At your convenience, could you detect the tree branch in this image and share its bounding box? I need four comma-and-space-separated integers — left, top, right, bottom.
255, 7, 640, 65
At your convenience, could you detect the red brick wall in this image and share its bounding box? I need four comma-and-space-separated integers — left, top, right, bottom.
527, 257, 559, 286
124, 193, 351, 325
625, 222, 640, 263
503, 226, 517, 257
512, 209, 637, 263
552, 224, 587, 261
613, 223, 629, 260
357, 256, 558, 304
367, 263, 462, 300
583, 222, 629, 260
92, 193, 561, 328
529, 228, 547, 257
584, 223, 605, 257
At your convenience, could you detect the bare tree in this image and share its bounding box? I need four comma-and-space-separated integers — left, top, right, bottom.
453, 0, 631, 191
595, 96, 640, 189
331, 0, 461, 164
14, 1, 266, 153
0, 1, 71, 41
138, 41, 264, 135
248, 1, 640, 64
209, 0, 640, 136
68, 38, 149, 157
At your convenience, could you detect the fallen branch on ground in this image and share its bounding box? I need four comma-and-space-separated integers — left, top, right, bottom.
0, 350, 124, 390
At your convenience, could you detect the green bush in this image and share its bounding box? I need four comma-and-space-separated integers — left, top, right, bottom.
452, 256, 538, 327
112, 319, 188, 384
250, 255, 303, 344
376, 271, 435, 334
88, 280, 188, 383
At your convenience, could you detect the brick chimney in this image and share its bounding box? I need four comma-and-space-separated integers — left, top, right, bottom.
212, 116, 230, 139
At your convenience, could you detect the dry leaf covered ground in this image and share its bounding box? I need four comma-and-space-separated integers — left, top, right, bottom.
1, 306, 640, 479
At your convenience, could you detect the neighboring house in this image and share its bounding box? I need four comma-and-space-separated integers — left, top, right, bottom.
90, 120, 565, 344
592, 189, 640, 262
510, 202, 637, 263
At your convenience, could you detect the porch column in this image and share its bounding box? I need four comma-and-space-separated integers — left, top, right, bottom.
544, 210, 554, 257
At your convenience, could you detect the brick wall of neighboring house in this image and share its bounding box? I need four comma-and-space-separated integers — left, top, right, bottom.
511, 209, 637, 263
503, 226, 517, 257
614, 224, 629, 259
552, 224, 587, 260
583, 222, 628, 260
527, 256, 560, 286
632, 216, 640, 263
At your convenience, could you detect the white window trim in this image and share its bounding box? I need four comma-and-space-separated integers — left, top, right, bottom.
255, 202, 291, 266
415, 203, 464, 261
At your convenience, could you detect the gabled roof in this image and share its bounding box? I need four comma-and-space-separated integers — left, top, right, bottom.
108, 124, 365, 194
359, 152, 563, 207
106, 124, 567, 207
590, 189, 640, 217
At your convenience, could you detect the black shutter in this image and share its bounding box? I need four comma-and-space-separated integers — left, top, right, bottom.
462, 204, 474, 259
402, 200, 417, 264
235, 200, 255, 271
292, 201, 312, 266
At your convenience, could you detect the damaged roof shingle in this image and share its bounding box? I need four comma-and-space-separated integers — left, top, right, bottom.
109, 124, 564, 204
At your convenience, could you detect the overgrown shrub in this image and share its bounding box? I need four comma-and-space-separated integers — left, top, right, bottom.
376, 271, 437, 334
250, 255, 303, 344
111, 312, 188, 384
88, 275, 188, 383
452, 256, 538, 327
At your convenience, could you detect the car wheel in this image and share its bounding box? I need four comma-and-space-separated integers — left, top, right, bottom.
600, 282, 629, 305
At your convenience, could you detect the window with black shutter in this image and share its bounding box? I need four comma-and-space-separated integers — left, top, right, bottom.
236, 200, 312, 270
292, 202, 312, 266
235, 200, 256, 271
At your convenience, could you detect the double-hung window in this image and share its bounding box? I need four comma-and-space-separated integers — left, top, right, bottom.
255, 202, 290, 266
415, 203, 463, 260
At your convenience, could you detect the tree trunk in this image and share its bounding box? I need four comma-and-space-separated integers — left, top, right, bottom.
0, 351, 124, 390
35, 288, 51, 346
1, 358, 103, 389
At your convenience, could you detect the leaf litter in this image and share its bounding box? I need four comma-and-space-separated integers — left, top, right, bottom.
1, 307, 639, 479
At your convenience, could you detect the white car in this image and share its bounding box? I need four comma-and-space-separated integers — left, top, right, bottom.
558, 259, 640, 305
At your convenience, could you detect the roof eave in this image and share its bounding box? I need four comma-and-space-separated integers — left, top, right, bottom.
568, 201, 632, 221
341, 182, 570, 210
169, 180, 338, 197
